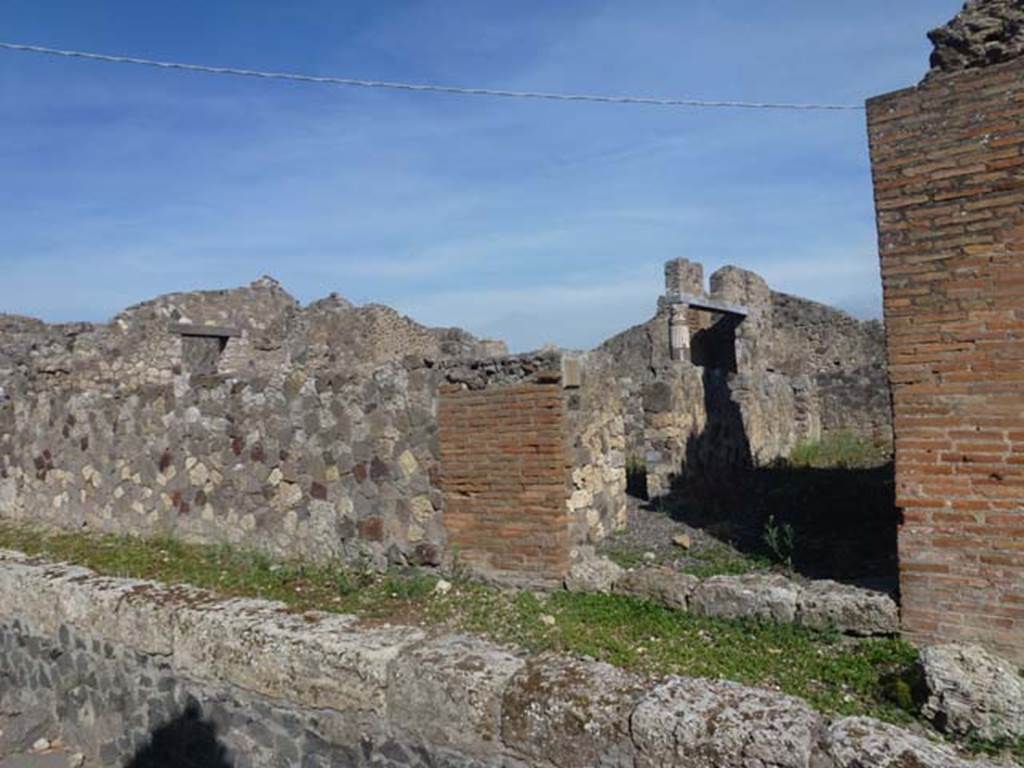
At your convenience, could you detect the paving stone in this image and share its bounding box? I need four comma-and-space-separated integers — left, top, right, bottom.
797, 580, 898, 636
631, 677, 822, 768
919, 643, 1024, 741
613, 567, 698, 610
690, 573, 801, 624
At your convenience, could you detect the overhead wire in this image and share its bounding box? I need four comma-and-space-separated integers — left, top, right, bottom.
0, 41, 866, 112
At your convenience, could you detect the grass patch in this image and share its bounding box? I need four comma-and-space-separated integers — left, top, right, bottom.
786, 431, 891, 470
965, 734, 1024, 763
534, 591, 918, 719
679, 539, 775, 579
0, 523, 440, 622
3, 522, 1017, 762
602, 531, 773, 578
602, 544, 655, 571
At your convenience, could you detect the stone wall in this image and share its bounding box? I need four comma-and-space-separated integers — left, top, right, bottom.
598, 259, 891, 497
0, 279, 514, 573
0, 552, 999, 768
867, 31, 1024, 662
0, 265, 886, 583
928, 0, 1024, 76
0, 284, 625, 583
0, 357, 443, 569
564, 352, 628, 545
0, 278, 505, 392
761, 291, 891, 447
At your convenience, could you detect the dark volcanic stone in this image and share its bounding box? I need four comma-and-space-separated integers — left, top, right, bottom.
929, 0, 1024, 75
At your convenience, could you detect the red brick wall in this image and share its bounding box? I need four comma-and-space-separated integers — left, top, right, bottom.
438, 382, 571, 586
867, 59, 1024, 662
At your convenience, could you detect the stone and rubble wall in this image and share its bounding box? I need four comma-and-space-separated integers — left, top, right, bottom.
1, 264, 887, 582
765, 292, 891, 443
867, 10, 1024, 663
0, 285, 622, 583
0, 279, 522, 574
928, 0, 1024, 77
567, 561, 901, 637
598, 259, 891, 497
0, 357, 444, 569
0, 552, 1001, 768
0, 277, 505, 393
565, 352, 629, 545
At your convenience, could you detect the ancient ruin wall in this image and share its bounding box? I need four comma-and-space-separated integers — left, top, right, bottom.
867, 46, 1024, 661
928, 0, 1024, 76
598, 260, 891, 497
0, 280, 502, 571
766, 293, 890, 442
564, 353, 629, 544
1, 357, 445, 568
0, 281, 621, 583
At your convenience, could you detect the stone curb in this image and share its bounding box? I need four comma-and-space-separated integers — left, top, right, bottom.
567, 558, 900, 636
0, 551, 1001, 767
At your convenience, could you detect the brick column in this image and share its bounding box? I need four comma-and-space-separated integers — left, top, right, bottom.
867, 58, 1024, 662
438, 381, 571, 586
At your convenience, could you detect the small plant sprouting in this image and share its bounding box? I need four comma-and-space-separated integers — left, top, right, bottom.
763, 515, 796, 570
448, 545, 472, 583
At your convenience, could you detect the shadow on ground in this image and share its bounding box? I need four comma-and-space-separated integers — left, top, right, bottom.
636, 354, 899, 595
656, 461, 899, 594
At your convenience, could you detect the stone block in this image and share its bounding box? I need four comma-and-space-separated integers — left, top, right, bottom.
797, 580, 899, 636
613, 567, 698, 611
0, 560, 91, 637
564, 553, 624, 594
823, 716, 1001, 768
919, 643, 1024, 741
631, 677, 823, 768
501, 654, 643, 768
387, 634, 525, 754
57, 575, 209, 657
561, 356, 582, 389
690, 573, 801, 624
172, 598, 425, 716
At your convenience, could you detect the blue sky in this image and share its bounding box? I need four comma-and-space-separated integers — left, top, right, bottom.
1, 1, 962, 351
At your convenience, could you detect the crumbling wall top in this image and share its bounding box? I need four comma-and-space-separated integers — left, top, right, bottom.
928, 0, 1024, 77
664, 258, 705, 297
708, 266, 771, 310
1, 277, 507, 387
